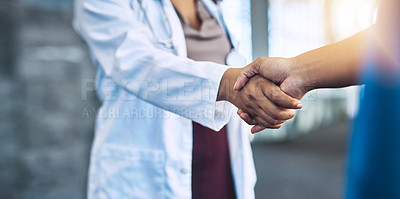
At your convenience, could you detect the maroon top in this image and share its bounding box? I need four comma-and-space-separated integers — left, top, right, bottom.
192, 123, 236, 199
174, 1, 236, 199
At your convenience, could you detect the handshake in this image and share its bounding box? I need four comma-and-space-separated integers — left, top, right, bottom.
217, 28, 367, 133
217, 57, 313, 134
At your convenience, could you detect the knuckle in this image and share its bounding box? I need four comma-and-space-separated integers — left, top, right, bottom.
251, 79, 265, 92
255, 57, 264, 63
288, 111, 296, 119
244, 120, 253, 125
270, 90, 282, 101
256, 119, 268, 127
274, 125, 282, 129
272, 119, 280, 125
251, 112, 258, 117
244, 116, 254, 123
247, 93, 256, 100
283, 109, 295, 119
254, 119, 262, 126
270, 109, 281, 119
270, 124, 282, 129
270, 118, 283, 125
241, 113, 249, 118
244, 119, 253, 125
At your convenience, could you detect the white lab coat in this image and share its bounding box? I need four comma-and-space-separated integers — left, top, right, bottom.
73, 0, 257, 198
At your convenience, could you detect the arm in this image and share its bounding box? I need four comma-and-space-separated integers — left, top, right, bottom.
234, 27, 373, 99
287, 27, 370, 93
234, 26, 374, 133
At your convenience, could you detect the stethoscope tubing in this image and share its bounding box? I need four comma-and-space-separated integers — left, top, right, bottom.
138, 0, 174, 49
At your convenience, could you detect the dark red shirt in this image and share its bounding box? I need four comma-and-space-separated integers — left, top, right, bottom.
192, 123, 236, 199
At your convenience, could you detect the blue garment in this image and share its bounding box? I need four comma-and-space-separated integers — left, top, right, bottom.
346, 1, 400, 196
346, 62, 400, 199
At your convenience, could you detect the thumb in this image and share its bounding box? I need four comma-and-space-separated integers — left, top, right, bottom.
233, 64, 259, 90
233, 73, 250, 90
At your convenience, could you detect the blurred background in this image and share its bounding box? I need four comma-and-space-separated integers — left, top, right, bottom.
0, 0, 377, 198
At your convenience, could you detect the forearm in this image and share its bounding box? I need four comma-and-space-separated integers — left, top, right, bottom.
292, 26, 374, 91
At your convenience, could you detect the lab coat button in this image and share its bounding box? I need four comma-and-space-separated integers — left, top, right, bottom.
180, 168, 188, 174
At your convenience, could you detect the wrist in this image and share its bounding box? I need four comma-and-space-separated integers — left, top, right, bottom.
289, 56, 315, 93
217, 68, 240, 102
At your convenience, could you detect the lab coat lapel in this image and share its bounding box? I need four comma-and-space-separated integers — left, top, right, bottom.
201, 0, 220, 26
161, 0, 187, 57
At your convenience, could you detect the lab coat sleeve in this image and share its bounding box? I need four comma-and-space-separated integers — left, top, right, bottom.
74, 0, 233, 131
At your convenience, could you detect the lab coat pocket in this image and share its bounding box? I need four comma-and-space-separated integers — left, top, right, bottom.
89, 145, 166, 199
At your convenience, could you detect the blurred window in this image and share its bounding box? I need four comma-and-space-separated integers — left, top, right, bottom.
221, 0, 253, 62
253, 0, 378, 141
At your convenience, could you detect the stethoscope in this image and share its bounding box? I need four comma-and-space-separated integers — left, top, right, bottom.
137, 0, 247, 67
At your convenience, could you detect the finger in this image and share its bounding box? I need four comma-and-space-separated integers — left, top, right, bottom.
268, 107, 296, 121
264, 107, 296, 121
263, 84, 303, 109
254, 112, 285, 127
238, 109, 256, 124
254, 97, 296, 121
251, 124, 282, 134
252, 115, 273, 128
253, 110, 286, 127
239, 113, 257, 125
251, 125, 266, 134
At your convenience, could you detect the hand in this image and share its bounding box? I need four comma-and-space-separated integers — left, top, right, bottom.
233, 57, 311, 133
234, 57, 310, 99
233, 28, 368, 133
218, 68, 303, 133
